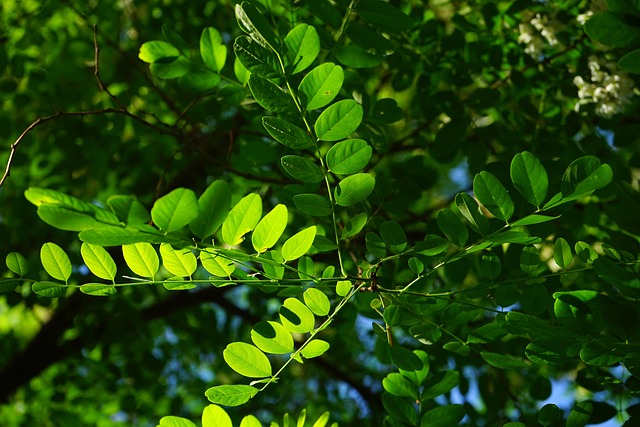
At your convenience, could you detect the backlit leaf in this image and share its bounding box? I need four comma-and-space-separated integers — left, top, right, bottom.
420, 405, 465, 427
252, 204, 288, 253
473, 171, 514, 222
200, 27, 227, 71
122, 242, 159, 279
553, 238, 573, 269
299, 63, 344, 110
334, 173, 375, 206
223, 342, 272, 378
160, 243, 197, 277
151, 188, 198, 233
336, 280, 353, 297
139, 41, 180, 63
303, 288, 331, 316
282, 226, 317, 261
383, 372, 418, 399
279, 297, 316, 333
314, 99, 363, 141
80, 283, 117, 296
200, 251, 235, 277
341, 212, 367, 239
566, 401, 593, 427
235, 2, 279, 50
455, 192, 489, 235
437, 208, 468, 247
40, 242, 72, 283
189, 180, 231, 240
221, 193, 263, 246
326, 139, 372, 175
520, 245, 540, 274
81, 243, 117, 281
202, 404, 232, 427
6, 252, 28, 277
301, 339, 330, 358
251, 320, 294, 354
293, 194, 332, 217
158, 416, 197, 427
32, 281, 67, 298
510, 151, 548, 207
205, 385, 259, 407
284, 24, 320, 74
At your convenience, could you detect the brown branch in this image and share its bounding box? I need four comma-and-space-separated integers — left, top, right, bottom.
92, 24, 126, 111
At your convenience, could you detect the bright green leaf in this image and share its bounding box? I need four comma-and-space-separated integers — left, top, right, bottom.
473, 171, 514, 222
303, 288, 331, 316
336, 280, 352, 297
282, 226, 317, 262
80, 283, 117, 296
40, 242, 72, 283
160, 243, 197, 277
200, 251, 235, 277
341, 212, 367, 239
223, 342, 272, 378
32, 281, 67, 298
6, 252, 29, 277
189, 180, 231, 240
239, 415, 262, 427
221, 193, 263, 246
158, 416, 197, 427
122, 242, 159, 279
383, 372, 419, 399
299, 63, 344, 110
151, 188, 198, 233
279, 297, 316, 333
205, 385, 259, 407
251, 320, 294, 354
566, 401, 593, 427
139, 41, 180, 63
420, 405, 465, 427
334, 173, 375, 206
314, 99, 363, 141
200, 27, 227, 72
285, 24, 320, 74
252, 204, 288, 253
326, 139, 372, 175
301, 339, 330, 358
81, 243, 117, 281
511, 151, 548, 207
553, 238, 573, 269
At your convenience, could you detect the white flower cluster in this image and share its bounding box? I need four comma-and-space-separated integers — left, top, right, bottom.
573, 56, 635, 118
518, 13, 563, 59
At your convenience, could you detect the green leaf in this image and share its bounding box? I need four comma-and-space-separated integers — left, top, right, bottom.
252, 204, 288, 253
379, 220, 407, 253
520, 245, 540, 274
262, 117, 314, 150
382, 373, 419, 399
326, 139, 372, 175
200, 251, 235, 277
285, 24, 320, 74
553, 238, 573, 269
281, 155, 324, 183
139, 41, 180, 63
566, 401, 593, 427
487, 231, 540, 245
420, 405, 465, 427
233, 35, 280, 78
619, 48, 640, 73
409, 257, 424, 274
480, 252, 501, 279
414, 235, 449, 256
398, 350, 430, 386
160, 244, 197, 277
455, 193, 489, 235
235, 1, 280, 50
545, 156, 613, 208
0, 279, 19, 294
189, 180, 231, 240
81, 243, 117, 281
575, 241, 597, 263
35, 205, 103, 232
234, 56, 250, 84
151, 188, 198, 233
163, 277, 197, 291
357, 0, 414, 34
223, 342, 272, 378
158, 416, 197, 427
178, 65, 221, 91
336, 280, 352, 297
251, 320, 294, 354
299, 63, 344, 111
293, 194, 332, 217
80, 283, 117, 296
150, 57, 191, 79
32, 281, 67, 298
342, 212, 367, 239
239, 415, 262, 427
539, 404, 562, 426
473, 171, 514, 222
422, 370, 459, 399
6, 252, 28, 277
122, 242, 159, 279
298, 256, 314, 280
107, 195, 150, 225
202, 404, 232, 427
303, 288, 330, 316
279, 297, 316, 333
365, 232, 386, 258
40, 242, 72, 283
301, 339, 330, 358
281, 226, 317, 262
584, 12, 640, 48
200, 27, 227, 71
510, 214, 560, 227
335, 45, 383, 68
205, 385, 259, 407
334, 173, 375, 206
437, 208, 468, 247
221, 193, 263, 246
314, 99, 363, 142
25, 188, 119, 225
79, 226, 172, 246
510, 151, 548, 207
383, 393, 418, 425
389, 345, 423, 370
481, 351, 529, 369
248, 75, 294, 113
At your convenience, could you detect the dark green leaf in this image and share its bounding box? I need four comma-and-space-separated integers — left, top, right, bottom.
480, 252, 501, 279
481, 351, 529, 369
293, 194, 332, 216
235, 2, 280, 50
566, 401, 593, 427
520, 245, 540, 274
335, 45, 383, 68
262, 117, 314, 150
341, 212, 367, 239
619, 48, 640, 73
584, 12, 640, 48
422, 370, 459, 399
233, 35, 280, 78
510, 151, 548, 207
357, 0, 414, 34
455, 192, 489, 235
379, 220, 407, 253
248, 75, 294, 113
366, 232, 386, 258
473, 171, 514, 222
420, 405, 465, 427
281, 155, 324, 183
437, 208, 468, 247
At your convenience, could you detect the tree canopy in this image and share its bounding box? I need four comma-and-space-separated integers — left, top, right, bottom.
1, 0, 640, 426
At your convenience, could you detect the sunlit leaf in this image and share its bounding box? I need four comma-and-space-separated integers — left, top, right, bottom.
157, 416, 197, 427
235, 2, 280, 50
510, 151, 548, 207
160, 243, 197, 277
334, 173, 375, 206
301, 339, 330, 358
285, 24, 320, 74
32, 281, 67, 298
341, 212, 367, 240
303, 288, 330, 316
314, 99, 363, 141
200, 27, 227, 72
81, 243, 117, 281
139, 41, 180, 63
473, 171, 514, 222
455, 192, 489, 235
80, 283, 117, 296
200, 251, 235, 277
223, 342, 272, 378
279, 297, 315, 333
221, 193, 263, 246
6, 252, 29, 277
252, 204, 288, 253
151, 188, 198, 233
251, 320, 294, 354
326, 139, 372, 175
189, 180, 231, 240
383, 372, 419, 399
40, 242, 72, 283
299, 63, 344, 110
282, 226, 317, 262
553, 238, 573, 269
122, 242, 159, 279
205, 385, 259, 407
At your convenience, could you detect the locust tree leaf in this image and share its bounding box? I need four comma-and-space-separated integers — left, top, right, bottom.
202, 404, 232, 427
248, 75, 294, 113
282, 226, 317, 261
334, 173, 375, 206
151, 188, 198, 233
122, 242, 159, 279
221, 193, 263, 246
235, 2, 279, 50
262, 117, 314, 150
6, 252, 29, 277
200, 27, 227, 71
252, 204, 288, 253
510, 151, 548, 207
280, 297, 316, 333
314, 99, 363, 141
437, 208, 468, 247
303, 288, 331, 316
326, 139, 372, 175
160, 243, 197, 277
281, 156, 324, 183
293, 194, 332, 217
40, 242, 72, 283
284, 24, 320, 74
189, 180, 231, 240
223, 342, 272, 378
205, 385, 259, 407
301, 339, 330, 358
251, 320, 294, 354
233, 35, 280, 78
455, 193, 489, 235
81, 243, 117, 282
473, 171, 514, 222
299, 63, 344, 110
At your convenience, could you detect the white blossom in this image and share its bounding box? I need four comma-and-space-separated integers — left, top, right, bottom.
517, 13, 564, 59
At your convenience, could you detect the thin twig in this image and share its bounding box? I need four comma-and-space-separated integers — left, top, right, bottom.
92, 24, 126, 110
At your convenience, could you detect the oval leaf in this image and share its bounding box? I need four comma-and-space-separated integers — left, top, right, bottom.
251, 320, 294, 354
81, 243, 117, 281
200, 251, 235, 277
279, 297, 316, 333
437, 208, 469, 247
510, 151, 548, 207
299, 63, 344, 110
314, 99, 363, 141
151, 188, 198, 233
202, 404, 232, 427
334, 173, 375, 206
262, 117, 314, 150
303, 288, 331, 316
32, 281, 67, 298
6, 252, 29, 277
189, 180, 231, 240
326, 139, 372, 175
455, 192, 489, 235
554, 238, 573, 269
252, 204, 288, 253
281, 156, 324, 183
301, 339, 330, 358
200, 27, 227, 72
80, 283, 117, 296
221, 193, 263, 246
282, 226, 317, 262
223, 342, 272, 378
160, 243, 197, 277
122, 242, 159, 279
293, 194, 332, 217
40, 242, 72, 282
248, 75, 294, 113
284, 24, 320, 74
205, 385, 259, 407
473, 171, 514, 222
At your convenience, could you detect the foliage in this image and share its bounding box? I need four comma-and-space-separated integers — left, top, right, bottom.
1, 0, 640, 426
